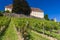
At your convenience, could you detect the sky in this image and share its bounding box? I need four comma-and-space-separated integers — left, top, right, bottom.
0, 0, 60, 22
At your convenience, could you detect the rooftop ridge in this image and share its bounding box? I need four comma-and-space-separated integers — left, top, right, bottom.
5, 4, 43, 12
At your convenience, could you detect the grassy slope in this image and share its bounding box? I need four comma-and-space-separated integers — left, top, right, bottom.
12, 17, 50, 40
29, 30, 49, 40
0, 17, 60, 40
1, 18, 18, 40
12, 17, 60, 40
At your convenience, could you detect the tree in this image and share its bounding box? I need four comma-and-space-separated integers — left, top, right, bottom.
44, 14, 49, 20
12, 0, 31, 16
5, 10, 10, 13
51, 19, 54, 21
0, 11, 3, 16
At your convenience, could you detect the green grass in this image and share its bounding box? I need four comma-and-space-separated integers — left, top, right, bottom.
0, 17, 60, 40
0, 16, 10, 34
29, 31, 49, 40
0, 18, 18, 40
11, 17, 60, 40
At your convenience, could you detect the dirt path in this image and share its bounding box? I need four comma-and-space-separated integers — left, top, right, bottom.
32, 30, 57, 40
17, 32, 24, 40
14, 27, 24, 40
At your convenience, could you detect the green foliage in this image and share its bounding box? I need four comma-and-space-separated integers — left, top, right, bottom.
44, 14, 49, 20
29, 31, 49, 40
12, 17, 60, 40
12, 0, 31, 16
0, 16, 10, 40
0, 17, 60, 40
0, 11, 3, 16
0, 17, 18, 40
5, 10, 10, 13
14, 17, 59, 30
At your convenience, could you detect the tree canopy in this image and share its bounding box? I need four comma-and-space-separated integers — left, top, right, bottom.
44, 14, 49, 20
12, 0, 31, 16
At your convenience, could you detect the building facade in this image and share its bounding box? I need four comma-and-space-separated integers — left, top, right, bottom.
5, 4, 44, 18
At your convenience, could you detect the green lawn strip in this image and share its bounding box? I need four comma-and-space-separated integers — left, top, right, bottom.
1, 18, 18, 40
50, 32, 60, 40
31, 28, 59, 40
29, 30, 49, 40
43, 30, 60, 40
0, 16, 10, 34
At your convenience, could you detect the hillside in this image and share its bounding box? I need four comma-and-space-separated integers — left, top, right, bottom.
0, 16, 60, 40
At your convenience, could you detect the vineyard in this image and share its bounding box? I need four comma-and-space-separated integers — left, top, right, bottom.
0, 16, 60, 40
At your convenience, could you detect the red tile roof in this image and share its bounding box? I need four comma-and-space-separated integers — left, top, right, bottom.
31, 7, 43, 12
5, 4, 13, 8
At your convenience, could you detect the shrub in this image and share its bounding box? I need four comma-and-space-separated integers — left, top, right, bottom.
0, 11, 3, 16
5, 10, 10, 13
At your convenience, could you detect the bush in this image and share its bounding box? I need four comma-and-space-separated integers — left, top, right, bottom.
0, 11, 3, 16
5, 10, 10, 13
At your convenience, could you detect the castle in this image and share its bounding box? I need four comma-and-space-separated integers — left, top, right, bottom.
5, 4, 44, 18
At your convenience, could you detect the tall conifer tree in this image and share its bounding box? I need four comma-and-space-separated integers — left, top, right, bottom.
12, 0, 31, 16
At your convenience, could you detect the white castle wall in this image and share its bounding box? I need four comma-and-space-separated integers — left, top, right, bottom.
5, 7, 44, 18
5, 8, 12, 12
30, 11, 44, 18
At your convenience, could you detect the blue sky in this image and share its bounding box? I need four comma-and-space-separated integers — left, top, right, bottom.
0, 0, 60, 22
